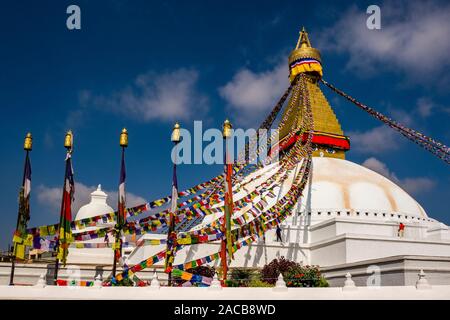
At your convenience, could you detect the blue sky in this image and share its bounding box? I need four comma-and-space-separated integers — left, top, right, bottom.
0, 0, 449, 249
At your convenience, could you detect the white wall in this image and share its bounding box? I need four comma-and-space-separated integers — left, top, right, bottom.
0, 284, 449, 300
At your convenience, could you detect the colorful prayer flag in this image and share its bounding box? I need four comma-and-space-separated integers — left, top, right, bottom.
57, 153, 75, 265
12, 152, 32, 259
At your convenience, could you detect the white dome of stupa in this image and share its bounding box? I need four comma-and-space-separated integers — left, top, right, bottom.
298, 157, 432, 222
75, 184, 114, 221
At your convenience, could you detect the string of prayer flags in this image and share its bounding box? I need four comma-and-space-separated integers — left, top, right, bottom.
171, 269, 212, 285
56, 279, 94, 287
116, 248, 169, 281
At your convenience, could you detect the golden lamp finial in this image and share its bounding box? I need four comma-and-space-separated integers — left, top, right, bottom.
24, 132, 32, 151
64, 130, 73, 149
171, 122, 181, 143
222, 119, 232, 139
120, 128, 128, 147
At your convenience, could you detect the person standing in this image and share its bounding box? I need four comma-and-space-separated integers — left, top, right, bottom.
276, 225, 283, 242
398, 222, 405, 237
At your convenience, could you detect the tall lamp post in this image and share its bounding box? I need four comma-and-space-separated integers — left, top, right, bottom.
221, 119, 233, 284
9, 133, 33, 286
54, 130, 74, 284
112, 128, 128, 278
166, 122, 181, 286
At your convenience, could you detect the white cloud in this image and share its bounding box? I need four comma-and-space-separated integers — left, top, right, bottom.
400, 177, 436, 195
362, 157, 435, 195
361, 157, 394, 179
318, 1, 450, 82
348, 125, 399, 154
416, 97, 434, 118
87, 68, 208, 123
414, 97, 450, 118
37, 182, 146, 216
219, 62, 289, 126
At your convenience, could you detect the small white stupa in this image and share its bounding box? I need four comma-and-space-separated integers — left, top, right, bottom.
67, 185, 115, 265
76, 185, 114, 222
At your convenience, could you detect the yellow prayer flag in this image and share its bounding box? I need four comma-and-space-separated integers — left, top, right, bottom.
181, 272, 191, 281
177, 236, 192, 245
48, 225, 56, 235
40, 226, 49, 237
24, 234, 34, 246
15, 244, 25, 260
13, 234, 23, 244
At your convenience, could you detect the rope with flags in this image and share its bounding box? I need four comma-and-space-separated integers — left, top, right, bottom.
321, 79, 450, 164
240, 78, 296, 163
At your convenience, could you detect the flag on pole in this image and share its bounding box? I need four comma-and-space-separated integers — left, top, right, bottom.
114, 148, 126, 261
170, 163, 178, 214
220, 138, 235, 283
12, 152, 32, 260
224, 161, 234, 261
165, 162, 178, 273
118, 149, 126, 225
57, 153, 75, 265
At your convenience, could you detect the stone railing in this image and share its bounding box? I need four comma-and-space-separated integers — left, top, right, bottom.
0, 270, 449, 300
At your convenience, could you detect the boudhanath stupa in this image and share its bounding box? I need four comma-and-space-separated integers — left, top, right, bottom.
2, 30, 450, 286
62, 29, 450, 287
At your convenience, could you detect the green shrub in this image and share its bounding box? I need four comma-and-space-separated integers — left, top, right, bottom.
228, 268, 256, 287
317, 276, 329, 287
224, 279, 241, 287
284, 265, 329, 287
248, 279, 274, 287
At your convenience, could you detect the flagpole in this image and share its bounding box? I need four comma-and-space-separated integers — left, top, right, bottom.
112, 128, 128, 278
221, 119, 233, 285
9, 133, 32, 286
166, 122, 181, 287
54, 130, 73, 285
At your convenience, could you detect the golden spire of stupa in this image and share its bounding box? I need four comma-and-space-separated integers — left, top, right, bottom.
278, 27, 350, 159
295, 27, 312, 49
